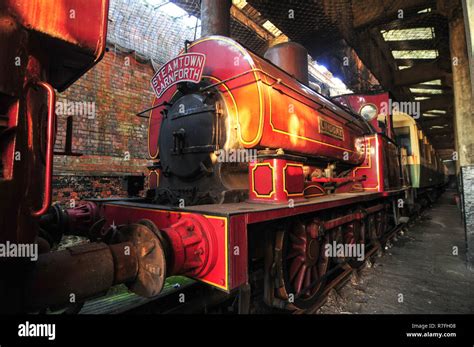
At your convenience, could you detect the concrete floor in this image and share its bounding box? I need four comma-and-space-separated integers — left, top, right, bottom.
318, 191, 474, 314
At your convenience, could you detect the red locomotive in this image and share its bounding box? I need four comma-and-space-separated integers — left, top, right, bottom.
0, 1, 446, 313
100, 36, 410, 309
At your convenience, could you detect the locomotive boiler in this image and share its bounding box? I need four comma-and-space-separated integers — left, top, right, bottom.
147, 37, 369, 206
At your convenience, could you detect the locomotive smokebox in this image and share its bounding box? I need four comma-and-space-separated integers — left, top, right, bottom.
264, 42, 309, 85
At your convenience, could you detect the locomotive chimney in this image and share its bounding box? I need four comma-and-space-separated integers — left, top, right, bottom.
264, 42, 309, 85
200, 0, 232, 37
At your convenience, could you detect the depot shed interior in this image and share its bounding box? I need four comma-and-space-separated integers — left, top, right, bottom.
52, 0, 473, 271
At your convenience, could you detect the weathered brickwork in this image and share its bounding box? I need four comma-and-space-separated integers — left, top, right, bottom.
52, 176, 131, 206
52, 49, 155, 203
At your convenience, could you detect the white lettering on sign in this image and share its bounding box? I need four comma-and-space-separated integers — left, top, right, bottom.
150, 53, 206, 98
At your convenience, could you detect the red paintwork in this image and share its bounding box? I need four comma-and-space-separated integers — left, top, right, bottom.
228, 214, 248, 289
95, 188, 402, 292
366, 204, 386, 214
102, 204, 229, 291
333, 92, 395, 140
0, 0, 109, 243
4, 0, 109, 91
252, 164, 274, 197
148, 36, 367, 165
337, 134, 403, 194
91, 38, 406, 301
285, 163, 305, 194
246, 192, 398, 225
303, 182, 326, 198
347, 135, 382, 192
161, 214, 218, 277
0, 16, 408, 305
144, 37, 406, 263
249, 158, 305, 203
66, 201, 101, 234
5, 0, 108, 53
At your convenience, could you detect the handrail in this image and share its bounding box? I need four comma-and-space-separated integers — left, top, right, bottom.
30, 81, 56, 217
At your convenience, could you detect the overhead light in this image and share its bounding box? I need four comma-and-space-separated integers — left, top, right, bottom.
415, 97, 430, 100
314, 62, 329, 74
183, 17, 200, 29
262, 20, 283, 37
417, 8, 432, 14
232, 0, 248, 10
332, 77, 346, 87
421, 79, 442, 85
156, 2, 188, 18
423, 113, 441, 117
410, 88, 443, 94
308, 54, 353, 96
154, 2, 200, 29
382, 27, 435, 41
143, 0, 165, 6
427, 110, 447, 114
392, 50, 439, 59
430, 125, 445, 129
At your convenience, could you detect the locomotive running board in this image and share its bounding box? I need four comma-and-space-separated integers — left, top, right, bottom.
102, 190, 405, 221
98, 189, 406, 292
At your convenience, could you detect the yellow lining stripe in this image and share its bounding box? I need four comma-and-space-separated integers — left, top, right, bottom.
283, 163, 305, 197
105, 205, 229, 291
353, 135, 380, 190
188, 36, 264, 147
251, 162, 275, 198
256, 56, 355, 154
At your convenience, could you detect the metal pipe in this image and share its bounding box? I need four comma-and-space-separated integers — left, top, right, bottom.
200, 0, 231, 37
24, 241, 138, 310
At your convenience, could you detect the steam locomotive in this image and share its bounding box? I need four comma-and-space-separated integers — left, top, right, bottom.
0, 0, 446, 313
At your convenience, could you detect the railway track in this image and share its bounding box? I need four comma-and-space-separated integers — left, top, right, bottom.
78, 220, 407, 315
79, 279, 196, 314
79, 277, 237, 314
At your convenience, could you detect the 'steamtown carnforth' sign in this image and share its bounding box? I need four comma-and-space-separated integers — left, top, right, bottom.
150, 53, 206, 98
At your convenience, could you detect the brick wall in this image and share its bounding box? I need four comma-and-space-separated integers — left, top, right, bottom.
53, 176, 130, 206
52, 49, 155, 204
